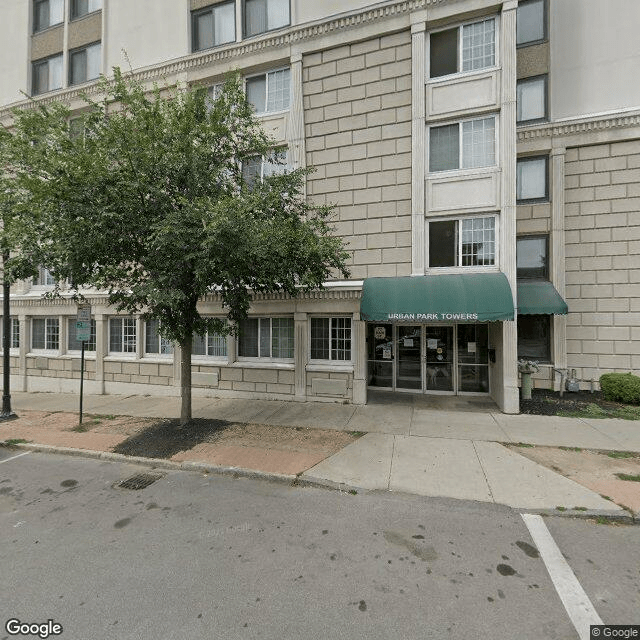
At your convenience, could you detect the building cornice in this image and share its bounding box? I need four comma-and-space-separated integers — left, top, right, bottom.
1, 0, 448, 119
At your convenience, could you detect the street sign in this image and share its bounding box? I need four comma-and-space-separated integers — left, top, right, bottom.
76, 305, 91, 342
76, 304, 91, 323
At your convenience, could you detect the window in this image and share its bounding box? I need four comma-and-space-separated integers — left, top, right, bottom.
517, 235, 548, 280
244, 0, 290, 38
310, 318, 352, 362
516, 0, 546, 46
145, 319, 173, 356
69, 42, 101, 86
238, 317, 293, 359
32, 318, 60, 351
246, 68, 290, 114
192, 2, 235, 52
33, 0, 63, 32
517, 75, 547, 124
32, 54, 63, 95
33, 266, 55, 287
1, 318, 20, 349
429, 216, 496, 268
68, 318, 96, 351
517, 156, 548, 202
429, 17, 496, 79
70, 0, 101, 20
193, 323, 227, 358
242, 150, 288, 187
109, 317, 137, 354
429, 116, 496, 172
517, 315, 551, 362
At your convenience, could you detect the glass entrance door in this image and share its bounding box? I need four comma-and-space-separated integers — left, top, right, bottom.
396, 325, 422, 390
425, 326, 454, 392
457, 324, 489, 393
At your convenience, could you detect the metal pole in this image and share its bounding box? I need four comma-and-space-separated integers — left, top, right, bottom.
79, 340, 85, 425
1, 249, 15, 419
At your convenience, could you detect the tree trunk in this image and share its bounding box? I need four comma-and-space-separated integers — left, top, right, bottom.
180, 334, 192, 426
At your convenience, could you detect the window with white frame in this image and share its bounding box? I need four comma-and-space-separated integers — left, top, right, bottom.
68, 318, 96, 351
70, 0, 101, 20
69, 42, 101, 86
517, 156, 548, 202
517, 75, 547, 124
246, 68, 290, 114
429, 116, 496, 172
429, 17, 496, 79
33, 0, 63, 32
192, 323, 227, 357
244, 0, 290, 38
33, 266, 55, 287
516, 0, 546, 46
238, 317, 293, 359
32, 54, 63, 95
310, 317, 352, 362
192, 2, 235, 52
428, 216, 497, 268
1, 318, 20, 349
242, 149, 288, 187
32, 318, 60, 350
145, 319, 173, 356
109, 317, 137, 354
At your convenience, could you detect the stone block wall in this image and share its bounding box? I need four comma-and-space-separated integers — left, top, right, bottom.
25, 355, 97, 381
302, 31, 413, 279
564, 139, 640, 382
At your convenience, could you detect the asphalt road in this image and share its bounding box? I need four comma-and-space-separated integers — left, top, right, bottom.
0, 449, 638, 640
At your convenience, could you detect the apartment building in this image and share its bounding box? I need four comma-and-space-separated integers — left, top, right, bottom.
0, 0, 639, 413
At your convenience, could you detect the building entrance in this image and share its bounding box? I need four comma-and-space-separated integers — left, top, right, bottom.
367, 323, 489, 394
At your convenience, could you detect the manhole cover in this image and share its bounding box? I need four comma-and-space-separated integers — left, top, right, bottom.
115, 472, 164, 491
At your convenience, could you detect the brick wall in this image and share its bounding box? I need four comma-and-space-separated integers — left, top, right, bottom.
564, 139, 640, 381
302, 31, 412, 279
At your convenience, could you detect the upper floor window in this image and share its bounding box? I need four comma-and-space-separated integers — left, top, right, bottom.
429, 116, 496, 172
429, 216, 496, 268
69, 42, 101, 86
70, 0, 101, 20
517, 155, 548, 202
246, 68, 290, 114
109, 317, 137, 354
68, 318, 96, 351
310, 317, 352, 362
33, 266, 55, 287
192, 2, 235, 52
516, 0, 546, 46
32, 54, 63, 95
33, 0, 63, 32
145, 319, 173, 356
244, 0, 290, 38
242, 149, 288, 187
238, 317, 294, 359
32, 318, 60, 351
516, 235, 548, 279
430, 17, 496, 79
517, 75, 547, 124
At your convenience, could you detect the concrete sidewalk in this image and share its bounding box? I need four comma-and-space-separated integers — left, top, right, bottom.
5, 390, 640, 518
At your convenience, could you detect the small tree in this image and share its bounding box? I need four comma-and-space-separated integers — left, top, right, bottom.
8, 69, 349, 424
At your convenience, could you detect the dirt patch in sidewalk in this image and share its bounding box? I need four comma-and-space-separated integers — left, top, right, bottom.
507, 444, 640, 515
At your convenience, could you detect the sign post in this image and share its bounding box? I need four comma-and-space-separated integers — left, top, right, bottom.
76, 305, 91, 426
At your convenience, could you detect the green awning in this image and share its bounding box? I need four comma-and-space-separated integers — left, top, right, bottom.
517, 281, 568, 315
360, 273, 515, 323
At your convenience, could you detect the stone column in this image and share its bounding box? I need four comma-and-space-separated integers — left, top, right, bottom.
59, 314, 68, 356
500, 0, 519, 413
411, 22, 426, 275
352, 312, 367, 404
294, 312, 307, 399
95, 313, 106, 394
288, 51, 306, 190
18, 314, 28, 392
551, 146, 567, 386
172, 343, 182, 389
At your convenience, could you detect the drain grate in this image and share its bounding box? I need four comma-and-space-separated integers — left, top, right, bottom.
116, 472, 164, 491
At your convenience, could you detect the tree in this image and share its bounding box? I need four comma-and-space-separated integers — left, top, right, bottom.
7, 69, 349, 425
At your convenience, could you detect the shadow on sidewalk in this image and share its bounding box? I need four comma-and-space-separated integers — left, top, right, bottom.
112, 418, 232, 459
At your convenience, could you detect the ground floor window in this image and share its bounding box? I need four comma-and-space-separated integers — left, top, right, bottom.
109, 317, 137, 354
1, 318, 20, 349
310, 317, 352, 361
145, 319, 173, 356
32, 318, 60, 350
517, 314, 551, 362
68, 318, 96, 351
193, 322, 227, 358
238, 317, 294, 359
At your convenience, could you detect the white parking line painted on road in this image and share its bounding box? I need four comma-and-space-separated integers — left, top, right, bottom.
522, 513, 602, 640
0, 451, 31, 465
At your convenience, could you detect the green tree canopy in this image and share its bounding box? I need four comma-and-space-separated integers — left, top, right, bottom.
6, 69, 349, 424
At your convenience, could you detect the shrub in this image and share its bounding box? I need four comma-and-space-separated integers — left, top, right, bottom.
599, 372, 640, 404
